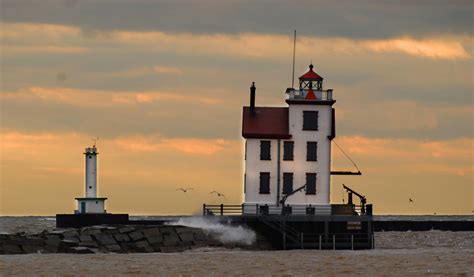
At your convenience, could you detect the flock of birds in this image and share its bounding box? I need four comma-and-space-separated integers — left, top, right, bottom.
176, 187, 226, 198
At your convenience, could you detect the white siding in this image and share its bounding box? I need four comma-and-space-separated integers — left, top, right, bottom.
244, 138, 279, 205
283, 103, 332, 205
243, 103, 333, 207
77, 199, 106, 213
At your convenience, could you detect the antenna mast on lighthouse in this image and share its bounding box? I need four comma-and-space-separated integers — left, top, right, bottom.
291, 30, 296, 88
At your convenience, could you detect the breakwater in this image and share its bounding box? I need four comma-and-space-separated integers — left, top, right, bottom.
0, 224, 270, 255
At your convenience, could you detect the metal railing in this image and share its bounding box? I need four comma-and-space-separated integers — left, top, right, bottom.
202, 204, 371, 216
287, 89, 334, 101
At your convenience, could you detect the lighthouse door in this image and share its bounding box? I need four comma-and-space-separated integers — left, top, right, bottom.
80, 202, 86, 213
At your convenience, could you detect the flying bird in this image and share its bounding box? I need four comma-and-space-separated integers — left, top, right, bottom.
210, 191, 226, 198
176, 187, 194, 193
409, 198, 414, 203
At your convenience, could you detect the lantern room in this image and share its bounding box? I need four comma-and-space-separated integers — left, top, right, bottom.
286, 63, 334, 102
299, 63, 323, 91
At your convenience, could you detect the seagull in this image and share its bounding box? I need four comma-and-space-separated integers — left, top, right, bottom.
409, 198, 414, 203
210, 191, 226, 198
176, 187, 194, 193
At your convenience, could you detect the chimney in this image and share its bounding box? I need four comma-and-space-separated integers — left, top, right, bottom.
250, 82, 256, 116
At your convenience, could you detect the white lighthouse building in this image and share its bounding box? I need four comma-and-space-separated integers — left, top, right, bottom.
75, 145, 107, 214
242, 64, 336, 214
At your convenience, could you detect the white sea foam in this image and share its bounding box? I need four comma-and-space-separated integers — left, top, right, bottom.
167, 217, 256, 245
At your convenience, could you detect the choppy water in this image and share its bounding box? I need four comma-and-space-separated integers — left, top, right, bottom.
1, 216, 473, 276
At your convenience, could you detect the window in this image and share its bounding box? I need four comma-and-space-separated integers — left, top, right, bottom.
283, 173, 293, 194
283, 141, 294, 161
259, 172, 270, 194
260, 141, 271, 160
307, 142, 318, 161
89, 156, 92, 159
306, 173, 317, 195
303, 111, 319, 130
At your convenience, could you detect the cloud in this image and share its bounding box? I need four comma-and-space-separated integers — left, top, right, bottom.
105, 65, 183, 78
1, 23, 471, 60
363, 37, 471, 59
0, 87, 221, 106
114, 135, 232, 155
0, 130, 236, 157
333, 136, 473, 176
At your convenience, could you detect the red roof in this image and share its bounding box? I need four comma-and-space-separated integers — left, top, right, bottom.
299, 64, 323, 80
242, 107, 291, 139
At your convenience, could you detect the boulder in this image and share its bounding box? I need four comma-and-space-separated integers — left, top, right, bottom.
135, 240, 153, 253
114, 234, 130, 243
2, 244, 23, 254
179, 233, 194, 243
105, 244, 121, 252
118, 226, 135, 234
93, 233, 116, 246
128, 231, 144, 241
79, 235, 94, 242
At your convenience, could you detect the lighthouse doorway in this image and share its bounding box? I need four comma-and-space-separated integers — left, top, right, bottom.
80, 202, 86, 213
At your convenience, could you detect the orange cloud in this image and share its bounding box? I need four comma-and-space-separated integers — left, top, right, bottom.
105, 65, 183, 78
1, 130, 236, 157
363, 37, 470, 59
333, 136, 473, 176
1, 22, 470, 59
0, 87, 221, 106
114, 135, 233, 155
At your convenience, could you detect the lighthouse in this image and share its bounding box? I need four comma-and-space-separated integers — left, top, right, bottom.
242, 64, 336, 214
75, 144, 107, 214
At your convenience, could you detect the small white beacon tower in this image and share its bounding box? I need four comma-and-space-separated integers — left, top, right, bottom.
75, 144, 107, 214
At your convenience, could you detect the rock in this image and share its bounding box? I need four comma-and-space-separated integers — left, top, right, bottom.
63, 230, 79, 237
118, 226, 135, 233
179, 233, 194, 243
22, 245, 43, 254
45, 237, 61, 247
105, 244, 121, 252
79, 235, 94, 242
128, 231, 144, 241
193, 230, 208, 241
81, 228, 102, 236
79, 241, 99, 248
118, 242, 136, 253
143, 227, 161, 237
2, 244, 23, 254
135, 240, 154, 252
114, 234, 130, 243
146, 235, 163, 245
25, 237, 45, 246
59, 239, 79, 251
93, 233, 116, 246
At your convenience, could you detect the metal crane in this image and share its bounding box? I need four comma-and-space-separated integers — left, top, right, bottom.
343, 184, 367, 215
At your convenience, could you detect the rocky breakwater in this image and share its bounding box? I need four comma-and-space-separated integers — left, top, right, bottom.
0, 225, 270, 254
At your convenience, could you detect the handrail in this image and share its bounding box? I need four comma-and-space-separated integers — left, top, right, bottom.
202, 203, 372, 216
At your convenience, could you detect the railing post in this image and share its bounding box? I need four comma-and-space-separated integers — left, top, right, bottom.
220, 204, 224, 216
203, 204, 206, 216
256, 204, 258, 215
319, 234, 322, 250
351, 234, 354, 250
241, 203, 244, 215
333, 234, 335, 250
372, 233, 375, 249
300, 233, 304, 249
283, 231, 286, 250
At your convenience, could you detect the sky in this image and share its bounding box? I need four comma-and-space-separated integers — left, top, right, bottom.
0, 0, 472, 215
